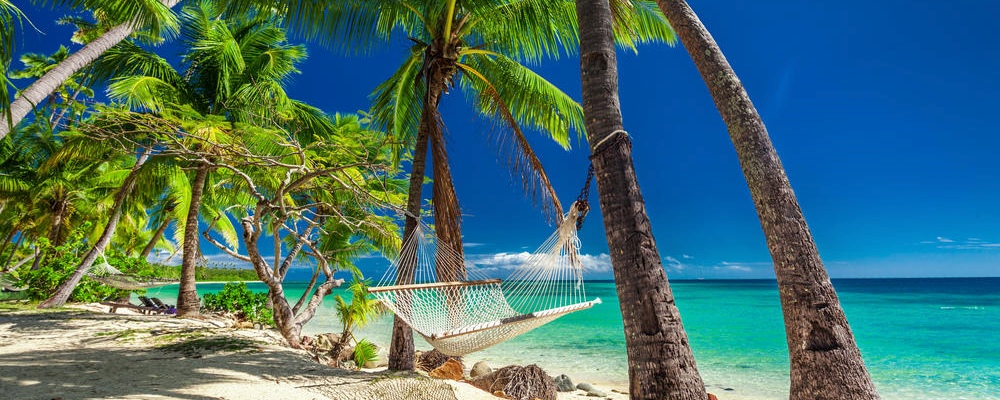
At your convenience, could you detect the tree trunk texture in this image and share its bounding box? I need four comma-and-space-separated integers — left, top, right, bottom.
0, 0, 180, 139
575, 0, 707, 399
139, 217, 172, 259
177, 163, 208, 317
653, 1, 879, 398
31, 199, 68, 271
39, 150, 152, 308
387, 122, 431, 371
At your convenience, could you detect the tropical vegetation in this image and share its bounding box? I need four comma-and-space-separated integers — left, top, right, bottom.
0, 0, 879, 397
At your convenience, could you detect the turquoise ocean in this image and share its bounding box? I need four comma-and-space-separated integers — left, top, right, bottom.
143, 277, 1000, 399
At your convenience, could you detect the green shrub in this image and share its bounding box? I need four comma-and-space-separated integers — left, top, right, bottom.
353, 338, 378, 369
202, 282, 274, 326
18, 226, 130, 302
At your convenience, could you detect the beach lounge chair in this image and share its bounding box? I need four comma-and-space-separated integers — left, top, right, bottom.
101, 297, 160, 315
137, 296, 173, 314
149, 297, 177, 314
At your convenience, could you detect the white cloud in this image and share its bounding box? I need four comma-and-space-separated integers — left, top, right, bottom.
681, 254, 693, 259
463, 242, 486, 248
715, 262, 752, 272
465, 251, 612, 273
920, 236, 1000, 250
664, 256, 686, 271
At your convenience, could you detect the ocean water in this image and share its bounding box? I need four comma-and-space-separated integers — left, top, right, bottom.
143, 277, 1000, 399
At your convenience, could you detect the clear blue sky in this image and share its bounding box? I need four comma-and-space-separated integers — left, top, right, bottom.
14, 0, 1000, 279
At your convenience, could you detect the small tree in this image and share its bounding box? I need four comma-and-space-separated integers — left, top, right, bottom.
331, 276, 386, 362
77, 106, 403, 347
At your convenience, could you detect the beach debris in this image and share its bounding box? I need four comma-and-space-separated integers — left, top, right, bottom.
417, 349, 463, 372
554, 374, 575, 392
471, 360, 492, 378
429, 358, 465, 380
576, 382, 607, 397
312, 333, 342, 353
468, 364, 557, 400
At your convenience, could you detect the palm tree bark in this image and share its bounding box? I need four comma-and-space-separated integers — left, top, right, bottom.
387, 125, 430, 371
139, 216, 172, 259
0, 0, 180, 139
177, 162, 208, 317
575, 0, 706, 398
31, 198, 69, 271
653, 1, 879, 398
39, 148, 152, 308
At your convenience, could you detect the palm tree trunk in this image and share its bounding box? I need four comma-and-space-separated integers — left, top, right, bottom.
653, 1, 879, 398
39, 149, 152, 308
387, 124, 431, 371
31, 199, 68, 271
139, 217, 172, 259
177, 162, 208, 317
0, 0, 180, 139
575, 0, 706, 398
429, 119, 465, 281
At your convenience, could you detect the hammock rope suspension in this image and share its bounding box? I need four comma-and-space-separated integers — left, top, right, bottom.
369, 201, 601, 356
87, 250, 178, 290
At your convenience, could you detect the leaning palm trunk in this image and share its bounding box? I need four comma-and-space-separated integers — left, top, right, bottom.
653, 1, 879, 398
39, 149, 152, 308
574, 0, 707, 398
0, 0, 180, 139
177, 162, 208, 316
139, 216, 172, 259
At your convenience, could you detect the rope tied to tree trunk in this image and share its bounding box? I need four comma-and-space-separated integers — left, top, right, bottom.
574, 130, 631, 230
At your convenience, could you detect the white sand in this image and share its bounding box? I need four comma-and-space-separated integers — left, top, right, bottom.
0, 304, 637, 400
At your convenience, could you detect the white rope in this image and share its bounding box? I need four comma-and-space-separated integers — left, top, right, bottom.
592, 129, 628, 153
370, 204, 598, 355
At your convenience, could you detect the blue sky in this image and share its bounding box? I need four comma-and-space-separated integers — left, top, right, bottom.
13, 0, 1000, 279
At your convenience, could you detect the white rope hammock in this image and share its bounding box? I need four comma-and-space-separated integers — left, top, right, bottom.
87, 252, 178, 290
370, 202, 601, 356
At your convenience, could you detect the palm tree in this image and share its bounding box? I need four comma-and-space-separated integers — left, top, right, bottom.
38, 145, 152, 308
320, 0, 673, 371
8, 46, 96, 130
0, 0, 180, 139
649, 1, 879, 398
572, 0, 706, 398
0, 0, 27, 127
107, 0, 338, 316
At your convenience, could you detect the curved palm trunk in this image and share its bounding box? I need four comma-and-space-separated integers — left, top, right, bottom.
0, 0, 180, 139
653, 1, 879, 398
575, 0, 706, 398
177, 163, 208, 317
139, 216, 172, 259
39, 149, 152, 308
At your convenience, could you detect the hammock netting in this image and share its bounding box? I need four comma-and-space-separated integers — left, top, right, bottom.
370, 202, 600, 356
87, 261, 178, 290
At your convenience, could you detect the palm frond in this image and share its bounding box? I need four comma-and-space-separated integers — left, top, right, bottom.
368, 47, 425, 165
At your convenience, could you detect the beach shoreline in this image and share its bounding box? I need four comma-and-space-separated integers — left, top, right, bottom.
0, 304, 660, 400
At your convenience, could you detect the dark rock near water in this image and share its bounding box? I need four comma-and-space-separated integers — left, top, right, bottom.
471, 361, 492, 378
554, 374, 575, 392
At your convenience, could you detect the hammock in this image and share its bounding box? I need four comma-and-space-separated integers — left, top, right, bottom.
370, 202, 601, 356
0, 273, 26, 292
87, 255, 178, 290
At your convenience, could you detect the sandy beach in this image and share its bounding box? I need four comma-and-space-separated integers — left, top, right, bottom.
0, 304, 632, 400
